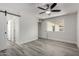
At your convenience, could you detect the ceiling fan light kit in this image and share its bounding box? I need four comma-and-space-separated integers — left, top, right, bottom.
45, 11, 51, 14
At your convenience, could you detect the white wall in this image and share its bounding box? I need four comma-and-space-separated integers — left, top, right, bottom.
77, 11, 79, 47
39, 13, 77, 44
0, 3, 38, 50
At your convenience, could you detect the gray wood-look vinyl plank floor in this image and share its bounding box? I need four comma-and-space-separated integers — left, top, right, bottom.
0, 39, 79, 56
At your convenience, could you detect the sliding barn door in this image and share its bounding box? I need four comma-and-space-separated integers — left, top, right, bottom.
0, 12, 8, 51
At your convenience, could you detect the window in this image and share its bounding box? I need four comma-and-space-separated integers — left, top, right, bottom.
47, 19, 64, 32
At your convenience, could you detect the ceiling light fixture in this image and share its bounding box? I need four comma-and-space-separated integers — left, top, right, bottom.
45, 11, 51, 15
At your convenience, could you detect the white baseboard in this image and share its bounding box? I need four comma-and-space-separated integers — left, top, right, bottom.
19, 37, 38, 45
39, 37, 77, 45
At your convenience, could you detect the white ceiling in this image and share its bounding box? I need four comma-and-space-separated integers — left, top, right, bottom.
33, 3, 79, 19
0, 3, 78, 19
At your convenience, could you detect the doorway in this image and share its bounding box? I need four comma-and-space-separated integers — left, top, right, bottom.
7, 14, 20, 43
38, 22, 41, 38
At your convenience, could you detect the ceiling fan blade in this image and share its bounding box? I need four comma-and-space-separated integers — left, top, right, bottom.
50, 3, 57, 9
39, 12, 45, 14
38, 7, 46, 10
51, 10, 61, 12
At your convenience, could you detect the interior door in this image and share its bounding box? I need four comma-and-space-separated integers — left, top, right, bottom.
0, 12, 7, 51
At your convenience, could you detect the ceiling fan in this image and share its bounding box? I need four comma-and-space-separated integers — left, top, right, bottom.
38, 3, 61, 15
